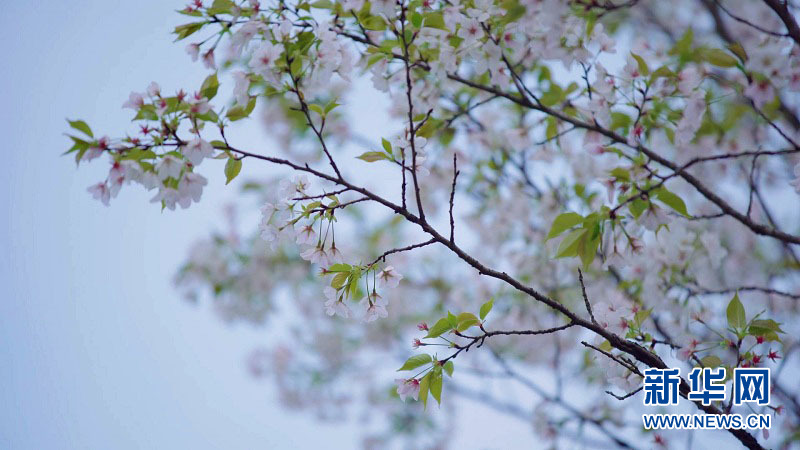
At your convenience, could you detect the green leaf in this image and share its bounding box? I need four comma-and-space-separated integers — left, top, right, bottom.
479, 299, 493, 320
174, 22, 205, 41
447, 311, 458, 328
630, 52, 650, 76
411, 12, 423, 28
669, 28, 693, 56
727, 42, 747, 62
290, 58, 303, 77
331, 271, 348, 289
381, 138, 392, 154
455, 312, 480, 331
749, 319, 785, 334
418, 372, 431, 408
208, 0, 235, 14
749, 319, 785, 342
443, 361, 454, 377
425, 318, 453, 338
555, 228, 587, 258
423, 12, 447, 30
224, 157, 242, 185
650, 66, 675, 82
610, 167, 630, 181
363, 16, 386, 31
546, 212, 584, 240
545, 116, 558, 141
397, 354, 433, 371
416, 120, 437, 138
654, 188, 689, 217
430, 373, 443, 405
499, 0, 525, 25
578, 233, 600, 269
540, 84, 564, 107
226, 97, 257, 121
67, 119, 93, 138
726, 293, 746, 331
308, 104, 325, 116
134, 104, 158, 121
704, 48, 738, 68
326, 263, 352, 273
200, 73, 220, 100
356, 151, 388, 162
323, 100, 340, 114
634, 308, 651, 325
700, 355, 722, 368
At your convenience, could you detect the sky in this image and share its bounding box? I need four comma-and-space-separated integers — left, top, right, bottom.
0, 1, 534, 449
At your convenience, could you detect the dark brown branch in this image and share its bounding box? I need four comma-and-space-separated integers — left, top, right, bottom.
578, 269, 598, 324
712, 0, 790, 37
399, 5, 426, 222
368, 238, 437, 267
762, 0, 800, 46
449, 153, 459, 243
606, 386, 643, 401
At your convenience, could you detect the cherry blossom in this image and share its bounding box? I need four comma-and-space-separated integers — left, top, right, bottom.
394, 378, 420, 401
122, 92, 144, 110
181, 137, 214, 165
185, 43, 200, 61
377, 266, 402, 289
156, 155, 184, 180
87, 182, 110, 206
323, 287, 352, 318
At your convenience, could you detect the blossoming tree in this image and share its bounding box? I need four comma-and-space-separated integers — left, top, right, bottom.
65, 0, 800, 448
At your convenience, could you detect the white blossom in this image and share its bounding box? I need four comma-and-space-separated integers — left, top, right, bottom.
87, 182, 110, 206
394, 378, 420, 401
377, 266, 402, 289
181, 138, 214, 166
156, 155, 184, 180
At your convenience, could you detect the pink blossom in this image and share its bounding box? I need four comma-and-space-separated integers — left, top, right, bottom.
122, 92, 144, 110
394, 378, 420, 401
87, 182, 110, 206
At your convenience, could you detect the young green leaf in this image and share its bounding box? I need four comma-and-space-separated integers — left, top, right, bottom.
443, 360, 454, 377
224, 157, 242, 185
455, 312, 480, 331
331, 271, 348, 289
446, 311, 458, 328
479, 299, 493, 320
555, 228, 587, 258
173, 22, 205, 41
356, 151, 388, 162
546, 212, 583, 240
397, 354, 433, 371
226, 97, 257, 121
425, 318, 453, 338
630, 52, 650, 76
654, 188, 689, 217
67, 119, 93, 138
726, 293, 746, 331
704, 48, 738, 68
381, 138, 392, 154
200, 73, 220, 100
430, 373, 443, 405
700, 355, 722, 368
418, 372, 431, 408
